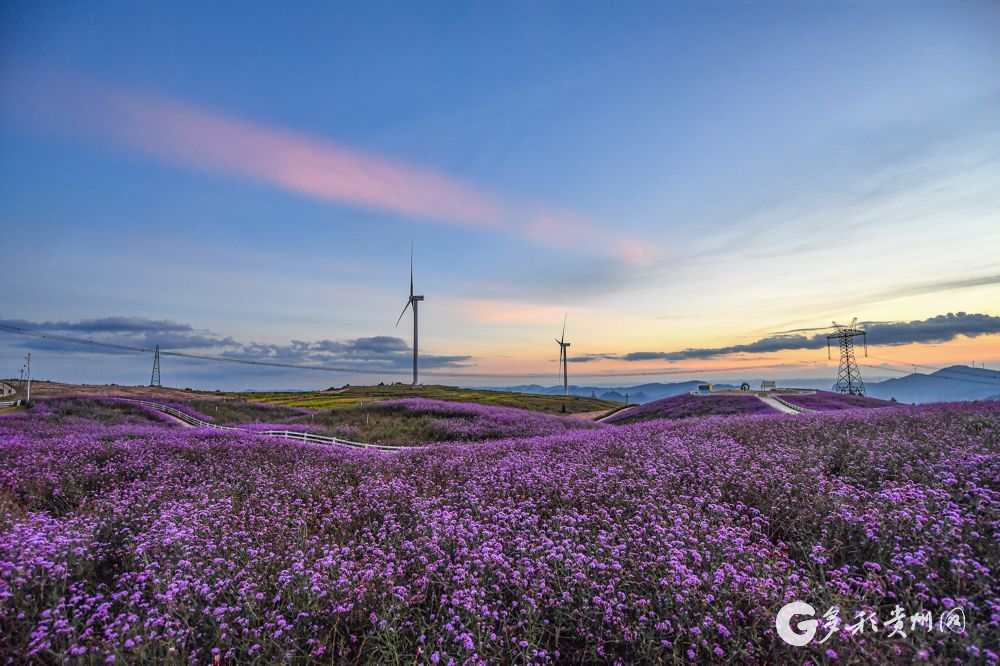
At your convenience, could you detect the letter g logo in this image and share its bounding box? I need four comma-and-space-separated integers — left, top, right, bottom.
776, 601, 817, 646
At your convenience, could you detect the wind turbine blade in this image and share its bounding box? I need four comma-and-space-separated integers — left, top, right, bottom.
409, 242, 414, 298
561, 314, 567, 343
395, 300, 411, 327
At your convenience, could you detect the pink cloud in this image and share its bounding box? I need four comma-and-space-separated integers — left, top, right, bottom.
10, 67, 503, 227
6, 64, 662, 261
524, 210, 659, 266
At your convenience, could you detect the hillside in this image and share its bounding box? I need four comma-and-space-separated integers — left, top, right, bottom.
226, 384, 621, 416
779, 391, 895, 411
604, 393, 775, 424
15, 381, 621, 417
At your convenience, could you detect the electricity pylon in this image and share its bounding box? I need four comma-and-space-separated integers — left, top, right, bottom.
827, 318, 867, 396
150, 345, 161, 387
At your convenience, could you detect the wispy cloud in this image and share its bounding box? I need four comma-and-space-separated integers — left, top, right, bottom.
4, 63, 657, 264
222, 336, 471, 370
566, 353, 619, 363
619, 312, 1000, 361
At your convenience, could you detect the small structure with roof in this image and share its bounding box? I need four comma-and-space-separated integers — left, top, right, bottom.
760, 380, 776, 392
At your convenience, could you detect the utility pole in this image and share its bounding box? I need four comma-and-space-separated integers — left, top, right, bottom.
24, 353, 31, 403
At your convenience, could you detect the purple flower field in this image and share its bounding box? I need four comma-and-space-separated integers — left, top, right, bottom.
1, 399, 998, 663
779, 391, 896, 412
371, 398, 602, 441
605, 393, 775, 424
37, 397, 328, 435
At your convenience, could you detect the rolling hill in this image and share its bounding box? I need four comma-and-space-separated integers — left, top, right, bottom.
604, 393, 775, 424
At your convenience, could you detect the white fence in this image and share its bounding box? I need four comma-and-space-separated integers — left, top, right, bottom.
114, 398, 410, 452
771, 395, 812, 413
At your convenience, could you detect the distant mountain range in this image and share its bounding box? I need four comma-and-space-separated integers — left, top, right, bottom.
492, 379, 827, 404
494, 381, 730, 403
489, 366, 1000, 405
864, 365, 1000, 404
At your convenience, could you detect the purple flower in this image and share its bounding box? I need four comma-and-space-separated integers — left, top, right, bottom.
0, 395, 996, 664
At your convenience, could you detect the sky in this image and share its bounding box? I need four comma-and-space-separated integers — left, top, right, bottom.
1, 1, 999, 390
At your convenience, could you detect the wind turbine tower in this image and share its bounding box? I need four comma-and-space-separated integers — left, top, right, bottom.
555, 315, 571, 397
395, 244, 424, 385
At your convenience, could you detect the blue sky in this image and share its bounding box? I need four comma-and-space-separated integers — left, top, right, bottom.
1, 1, 999, 389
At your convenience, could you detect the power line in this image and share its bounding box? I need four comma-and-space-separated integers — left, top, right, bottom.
1, 323, 805, 380
0, 324, 413, 376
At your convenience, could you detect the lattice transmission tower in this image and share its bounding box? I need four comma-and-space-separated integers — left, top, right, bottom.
150, 345, 161, 387
827, 318, 867, 396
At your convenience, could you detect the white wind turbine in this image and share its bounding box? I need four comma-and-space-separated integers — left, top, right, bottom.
555, 315, 571, 397
395, 243, 424, 385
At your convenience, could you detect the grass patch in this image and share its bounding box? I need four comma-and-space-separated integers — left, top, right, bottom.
182, 399, 311, 425
183, 397, 600, 447
223, 384, 620, 416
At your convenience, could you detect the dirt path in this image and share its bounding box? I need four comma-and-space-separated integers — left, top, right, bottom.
596, 405, 638, 422
570, 409, 613, 421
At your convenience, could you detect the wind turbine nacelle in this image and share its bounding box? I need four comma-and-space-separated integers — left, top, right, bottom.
412, 295, 424, 302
